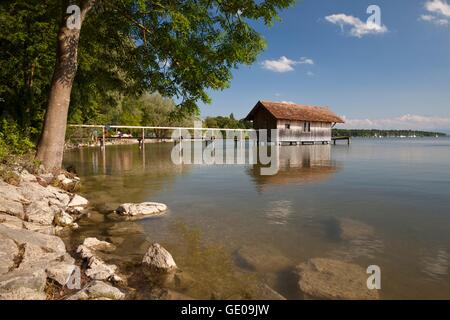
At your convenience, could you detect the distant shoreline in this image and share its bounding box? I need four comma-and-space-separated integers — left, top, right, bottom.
332, 129, 447, 138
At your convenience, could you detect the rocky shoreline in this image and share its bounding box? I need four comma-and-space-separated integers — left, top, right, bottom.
1, 165, 381, 300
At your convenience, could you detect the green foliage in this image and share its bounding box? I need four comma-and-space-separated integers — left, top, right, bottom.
1, 0, 295, 152
0, 118, 35, 160
332, 129, 447, 138
204, 115, 252, 129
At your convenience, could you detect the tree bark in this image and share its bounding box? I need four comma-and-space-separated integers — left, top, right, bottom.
36, 0, 94, 170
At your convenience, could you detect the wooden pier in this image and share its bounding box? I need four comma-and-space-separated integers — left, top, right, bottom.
332, 136, 351, 145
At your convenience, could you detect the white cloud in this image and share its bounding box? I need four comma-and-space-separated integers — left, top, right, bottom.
341, 114, 450, 131
299, 57, 314, 65
261, 56, 297, 73
421, 0, 450, 26
261, 56, 315, 73
325, 13, 388, 38
306, 71, 315, 77
425, 0, 450, 16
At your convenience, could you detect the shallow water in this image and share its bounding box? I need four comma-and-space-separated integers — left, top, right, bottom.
63, 138, 450, 299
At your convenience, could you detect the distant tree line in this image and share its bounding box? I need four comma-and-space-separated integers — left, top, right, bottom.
332, 129, 447, 138
203, 114, 252, 129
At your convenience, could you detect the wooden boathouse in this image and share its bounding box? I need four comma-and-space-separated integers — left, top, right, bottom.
245, 101, 345, 144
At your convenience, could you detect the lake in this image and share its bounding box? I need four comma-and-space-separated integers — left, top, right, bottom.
63, 138, 450, 299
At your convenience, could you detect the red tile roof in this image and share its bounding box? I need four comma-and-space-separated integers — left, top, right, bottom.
245, 101, 345, 123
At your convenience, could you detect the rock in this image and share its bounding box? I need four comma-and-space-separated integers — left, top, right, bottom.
254, 283, 286, 300
82, 237, 116, 252
142, 243, 177, 272
0, 224, 66, 255
161, 289, 194, 300
109, 274, 127, 286
77, 245, 94, 260
339, 218, 374, 241
56, 174, 67, 182
38, 173, 54, 185
0, 236, 19, 275
105, 222, 144, 236
22, 221, 55, 235
18, 243, 63, 271
66, 281, 125, 300
25, 200, 57, 225
54, 210, 74, 227
0, 268, 47, 293
85, 257, 117, 280
116, 202, 167, 217
46, 263, 77, 286
68, 194, 89, 207
17, 170, 37, 183
0, 181, 26, 218
0, 213, 24, 230
295, 258, 379, 300
236, 245, 293, 273
0, 287, 46, 300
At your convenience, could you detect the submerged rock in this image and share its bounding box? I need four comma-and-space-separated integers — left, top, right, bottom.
295, 258, 379, 300
338, 218, 375, 241
66, 281, 125, 300
142, 243, 177, 273
116, 202, 167, 217
82, 237, 116, 252
236, 245, 293, 273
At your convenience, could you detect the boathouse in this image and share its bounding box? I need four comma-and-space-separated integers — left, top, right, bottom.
244, 101, 345, 144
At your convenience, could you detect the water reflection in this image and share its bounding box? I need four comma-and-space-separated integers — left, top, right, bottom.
248, 145, 339, 191
265, 200, 293, 225
421, 248, 449, 280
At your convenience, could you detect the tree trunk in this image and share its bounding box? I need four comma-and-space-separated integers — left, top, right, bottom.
36, 1, 93, 170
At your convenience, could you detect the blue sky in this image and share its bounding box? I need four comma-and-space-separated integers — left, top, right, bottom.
199, 0, 450, 131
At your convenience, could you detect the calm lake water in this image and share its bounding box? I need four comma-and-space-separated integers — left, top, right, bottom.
63, 138, 450, 299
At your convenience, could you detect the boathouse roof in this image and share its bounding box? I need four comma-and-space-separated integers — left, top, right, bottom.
245, 101, 345, 123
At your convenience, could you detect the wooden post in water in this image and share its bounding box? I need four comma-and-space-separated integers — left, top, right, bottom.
142, 128, 145, 149
101, 126, 106, 149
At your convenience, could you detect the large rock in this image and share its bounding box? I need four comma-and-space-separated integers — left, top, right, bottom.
25, 200, 58, 225
0, 213, 24, 230
46, 263, 77, 286
67, 281, 125, 300
295, 258, 379, 300
82, 237, 116, 252
0, 287, 46, 300
142, 243, 177, 272
18, 243, 63, 271
68, 194, 89, 207
19, 182, 70, 208
236, 245, 293, 273
85, 257, 118, 280
0, 236, 19, 275
116, 202, 167, 217
0, 224, 66, 255
0, 181, 26, 218
0, 268, 47, 293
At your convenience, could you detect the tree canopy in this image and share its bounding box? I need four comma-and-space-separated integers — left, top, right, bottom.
0, 0, 295, 167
